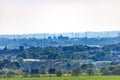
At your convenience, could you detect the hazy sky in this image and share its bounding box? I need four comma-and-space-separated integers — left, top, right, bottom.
0, 0, 120, 34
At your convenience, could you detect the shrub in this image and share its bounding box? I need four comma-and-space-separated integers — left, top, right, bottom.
56, 69, 63, 77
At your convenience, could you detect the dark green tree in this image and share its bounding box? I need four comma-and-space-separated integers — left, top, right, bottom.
86, 68, 95, 76
56, 69, 63, 77
112, 68, 120, 75
71, 68, 82, 76
48, 68, 56, 74
31, 68, 39, 74
101, 67, 111, 75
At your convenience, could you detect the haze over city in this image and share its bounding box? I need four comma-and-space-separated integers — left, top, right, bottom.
0, 0, 120, 34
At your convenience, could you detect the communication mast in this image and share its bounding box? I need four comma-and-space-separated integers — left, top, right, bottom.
107, 32, 109, 37
43, 33, 45, 48
71, 32, 74, 38
118, 32, 120, 37
85, 32, 88, 38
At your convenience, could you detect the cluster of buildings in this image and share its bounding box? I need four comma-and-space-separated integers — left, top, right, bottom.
48, 35, 69, 40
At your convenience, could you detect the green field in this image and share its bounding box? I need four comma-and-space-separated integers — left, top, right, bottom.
0, 76, 120, 80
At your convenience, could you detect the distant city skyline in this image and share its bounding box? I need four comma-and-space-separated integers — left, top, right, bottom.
0, 0, 120, 34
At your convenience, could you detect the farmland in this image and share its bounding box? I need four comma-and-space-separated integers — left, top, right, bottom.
0, 76, 120, 80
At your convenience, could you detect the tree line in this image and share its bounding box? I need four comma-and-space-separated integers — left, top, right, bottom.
0, 43, 119, 77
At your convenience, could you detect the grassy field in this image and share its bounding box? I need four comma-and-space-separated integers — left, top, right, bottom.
0, 76, 120, 80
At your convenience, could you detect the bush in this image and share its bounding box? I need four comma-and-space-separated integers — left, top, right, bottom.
40, 70, 46, 74
30, 74, 40, 77
56, 69, 63, 77
48, 68, 56, 74
112, 68, 120, 75
6, 70, 15, 78
71, 68, 82, 76
86, 68, 95, 76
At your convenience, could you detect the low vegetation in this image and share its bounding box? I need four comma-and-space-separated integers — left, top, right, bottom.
0, 76, 120, 80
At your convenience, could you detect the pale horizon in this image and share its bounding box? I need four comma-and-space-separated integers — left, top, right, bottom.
0, 0, 120, 34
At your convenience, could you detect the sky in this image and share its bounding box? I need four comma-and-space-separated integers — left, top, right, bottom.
0, 0, 120, 34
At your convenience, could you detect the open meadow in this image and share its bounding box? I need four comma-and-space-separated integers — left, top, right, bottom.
0, 76, 120, 80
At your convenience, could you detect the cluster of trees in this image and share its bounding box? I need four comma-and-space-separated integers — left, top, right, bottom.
0, 69, 23, 78
0, 43, 119, 77
101, 65, 120, 75
0, 55, 120, 78
1, 64, 120, 78
0, 39, 120, 63
71, 65, 120, 76
15, 43, 120, 61
0, 59, 21, 70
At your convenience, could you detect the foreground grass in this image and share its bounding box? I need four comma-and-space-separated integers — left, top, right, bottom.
0, 76, 120, 80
